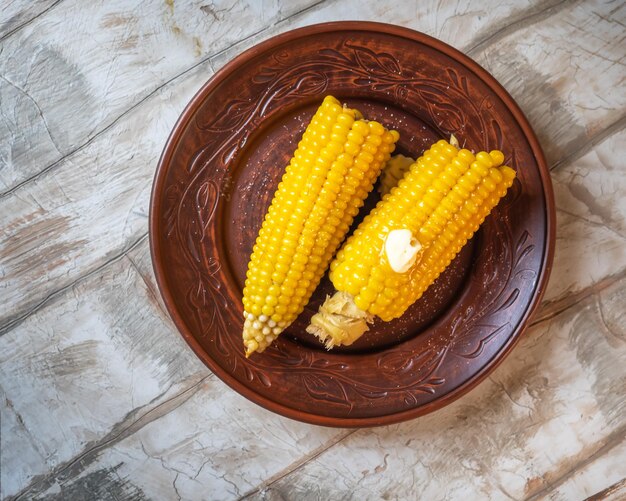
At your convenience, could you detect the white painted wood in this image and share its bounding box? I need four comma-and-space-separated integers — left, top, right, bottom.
473, 0, 626, 167
0, 0, 58, 39
0, 0, 318, 192
534, 441, 626, 501
0, 65, 208, 329
1, 1, 624, 500
0, 385, 49, 497
0, 250, 209, 497
210, 0, 565, 70
544, 128, 626, 305
0, 0, 567, 194
10, 273, 624, 500
39, 379, 346, 501
1, 237, 349, 499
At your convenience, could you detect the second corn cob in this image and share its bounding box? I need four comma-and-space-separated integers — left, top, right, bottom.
307, 139, 516, 348
242, 96, 399, 356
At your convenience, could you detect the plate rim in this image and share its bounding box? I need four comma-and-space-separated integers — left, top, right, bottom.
149, 21, 556, 427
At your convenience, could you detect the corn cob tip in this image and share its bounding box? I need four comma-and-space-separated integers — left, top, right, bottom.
243, 311, 287, 356
306, 292, 374, 349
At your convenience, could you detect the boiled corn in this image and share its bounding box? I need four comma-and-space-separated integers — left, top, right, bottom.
307, 139, 516, 348
243, 96, 399, 356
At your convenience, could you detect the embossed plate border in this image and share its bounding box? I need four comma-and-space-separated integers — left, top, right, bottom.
150, 22, 555, 427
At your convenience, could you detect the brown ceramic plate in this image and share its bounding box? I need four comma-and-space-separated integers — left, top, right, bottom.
150, 22, 555, 427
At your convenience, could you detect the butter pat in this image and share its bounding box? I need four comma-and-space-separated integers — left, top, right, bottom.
384, 229, 422, 273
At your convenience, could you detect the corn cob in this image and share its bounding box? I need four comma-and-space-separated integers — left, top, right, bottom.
307, 139, 516, 348
242, 96, 399, 356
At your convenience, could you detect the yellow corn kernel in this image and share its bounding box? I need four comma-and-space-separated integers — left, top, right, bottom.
308, 140, 515, 348
243, 96, 399, 356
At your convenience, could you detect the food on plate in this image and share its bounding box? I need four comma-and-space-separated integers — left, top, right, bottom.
307, 139, 516, 348
242, 96, 399, 356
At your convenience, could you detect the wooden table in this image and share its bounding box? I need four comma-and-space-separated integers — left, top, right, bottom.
1, 1, 624, 499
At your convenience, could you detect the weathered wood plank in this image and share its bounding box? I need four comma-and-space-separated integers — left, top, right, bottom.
586, 479, 626, 501
532, 441, 626, 500
22, 379, 348, 501
542, 127, 626, 306
0, 0, 318, 193
1, 244, 349, 500
471, 0, 626, 167
0, 66, 209, 330
13, 272, 625, 500
0, 0, 570, 196
0, 251, 208, 498
0, 385, 49, 499
243, 278, 626, 501
0, 0, 60, 40
209, 0, 568, 69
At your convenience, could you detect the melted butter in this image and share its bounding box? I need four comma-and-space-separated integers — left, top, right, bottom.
384, 229, 422, 273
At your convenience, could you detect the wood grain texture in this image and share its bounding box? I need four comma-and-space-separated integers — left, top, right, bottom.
0, 0, 568, 195
0, 66, 208, 330
0, 0, 323, 331
0, 249, 208, 497
0, 0, 319, 193
3, 237, 349, 500
21, 378, 348, 500
585, 479, 626, 501
544, 128, 626, 305
0, 0, 60, 40
9, 268, 622, 500
531, 442, 626, 500
210, 0, 567, 69
1, 0, 624, 499
472, 0, 626, 168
